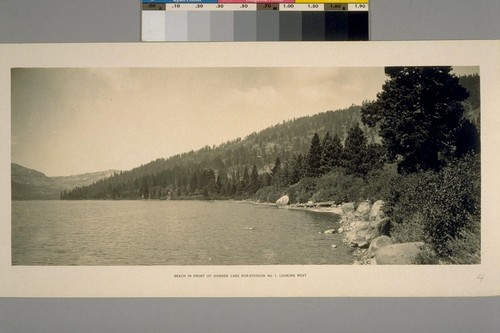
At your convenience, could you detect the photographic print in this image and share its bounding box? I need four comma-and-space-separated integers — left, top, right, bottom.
1, 41, 499, 297
10, 66, 481, 267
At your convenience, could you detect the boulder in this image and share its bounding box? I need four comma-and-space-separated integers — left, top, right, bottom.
355, 225, 380, 242
350, 221, 370, 230
369, 200, 385, 221
341, 202, 355, 215
345, 217, 388, 248
324, 229, 336, 234
345, 233, 360, 247
345, 230, 357, 244
368, 235, 394, 254
358, 241, 369, 249
375, 242, 424, 265
276, 195, 289, 206
370, 217, 391, 236
345, 224, 380, 248
355, 201, 371, 220
331, 244, 337, 249
337, 227, 344, 234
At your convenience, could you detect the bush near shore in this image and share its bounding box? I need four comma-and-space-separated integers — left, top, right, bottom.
268, 153, 480, 265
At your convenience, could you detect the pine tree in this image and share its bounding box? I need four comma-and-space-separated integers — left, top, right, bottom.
342, 124, 370, 177
140, 178, 149, 199
361, 66, 469, 173
320, 132, 332, 174
241, 165, 250, 194
188, 172, 199, 194
455, 119, 480, 156
289, 154, 306, 184
271, 157, 282, 187
306, 133, 322, 177
250, 164, 260, 193
281, 161, 291, 186
320, 132, 343, 174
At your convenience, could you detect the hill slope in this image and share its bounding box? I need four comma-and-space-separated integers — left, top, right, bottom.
59, 105, 381, 200
56, 73, 482, 200
11, 163, 119, 200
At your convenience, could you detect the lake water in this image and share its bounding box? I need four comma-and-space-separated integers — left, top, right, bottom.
12, 200, 354, 265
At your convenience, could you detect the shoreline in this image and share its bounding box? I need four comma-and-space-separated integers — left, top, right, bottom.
240, 199, 344, 215
251, 198, 388, 265
241, 199, 360, 264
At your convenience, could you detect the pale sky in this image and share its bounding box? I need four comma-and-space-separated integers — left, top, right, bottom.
11, 66, 477, 177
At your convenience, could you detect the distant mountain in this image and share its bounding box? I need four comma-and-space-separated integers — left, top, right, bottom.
11, 163, 119, 200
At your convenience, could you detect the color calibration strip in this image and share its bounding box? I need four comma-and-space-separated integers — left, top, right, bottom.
141, 0, 369, 41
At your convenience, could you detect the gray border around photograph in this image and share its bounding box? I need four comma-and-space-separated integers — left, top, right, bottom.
0, 1, 499, 333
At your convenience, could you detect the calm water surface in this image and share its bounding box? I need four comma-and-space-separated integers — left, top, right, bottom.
12, 200, 353, 265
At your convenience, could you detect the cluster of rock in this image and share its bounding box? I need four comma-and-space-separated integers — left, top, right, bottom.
338, 200, 423, 265
275, 195, 425, 264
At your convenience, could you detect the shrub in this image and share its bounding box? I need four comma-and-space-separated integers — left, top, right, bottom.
288, 177, 317, 203
363, 164, 399, 202
384, 170, 440, 226
420, 154, 480, 258
413, 244, 440, 264
313, 168, 365, 203
255, 185, 281, 203
391, 212, 426, 243
310, 190, 330, 203
386, 154, 480, 263
442, 226, 480, 264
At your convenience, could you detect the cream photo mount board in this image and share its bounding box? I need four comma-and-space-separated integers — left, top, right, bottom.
1, 41, 499, 297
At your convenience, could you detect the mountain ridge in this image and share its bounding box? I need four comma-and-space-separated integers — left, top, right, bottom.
11, 163, 120, 200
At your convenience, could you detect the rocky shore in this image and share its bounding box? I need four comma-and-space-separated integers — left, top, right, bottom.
275, 195, 425, 265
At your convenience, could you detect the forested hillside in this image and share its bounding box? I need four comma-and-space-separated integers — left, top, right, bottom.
60, 104, 377, 200
61, 72, 479, 204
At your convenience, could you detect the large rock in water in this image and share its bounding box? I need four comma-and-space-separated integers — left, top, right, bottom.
355, 201, 371, 220
369, 200, 385, 221
375, 242, 424, 265
276, 195, 289, 206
